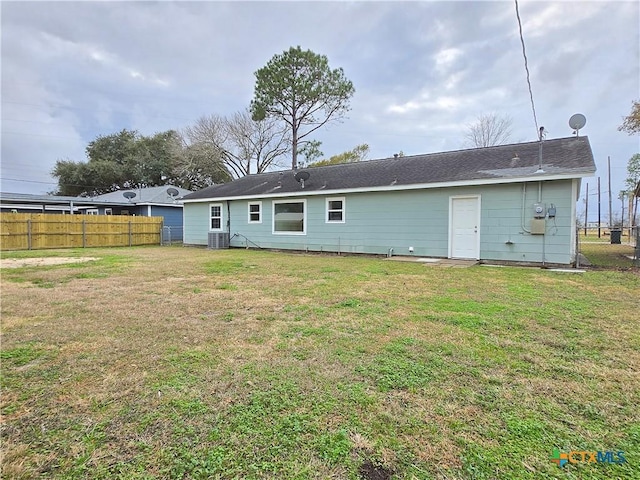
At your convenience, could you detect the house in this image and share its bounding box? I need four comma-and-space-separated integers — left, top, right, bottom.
73, 185, 192, 242
1, 185, 192, 242
181, 136, 596, 265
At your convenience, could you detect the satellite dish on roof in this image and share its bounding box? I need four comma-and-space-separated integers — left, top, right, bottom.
123, 191, 136, 201
569, 113, 586, 136
294, 170, 310, 188
166, 187, 179, 197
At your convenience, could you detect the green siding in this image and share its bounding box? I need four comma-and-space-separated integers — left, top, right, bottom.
183, 180, 578, 264
183, 201, 218, 245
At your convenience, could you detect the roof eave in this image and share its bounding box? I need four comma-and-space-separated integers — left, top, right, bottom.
182, 170, 596, 203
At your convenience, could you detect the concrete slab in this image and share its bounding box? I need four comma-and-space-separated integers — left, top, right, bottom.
384, 256, 477, 268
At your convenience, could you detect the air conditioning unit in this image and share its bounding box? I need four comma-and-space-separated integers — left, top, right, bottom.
208, 232, 229, 249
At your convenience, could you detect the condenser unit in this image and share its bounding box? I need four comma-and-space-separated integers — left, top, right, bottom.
208, 232, 229, 249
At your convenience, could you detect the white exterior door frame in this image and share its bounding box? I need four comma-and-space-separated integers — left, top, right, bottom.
448, 195, 481, 259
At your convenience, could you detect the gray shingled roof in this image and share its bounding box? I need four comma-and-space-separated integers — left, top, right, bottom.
182, 136, 595, 201
85, 185, 192, 204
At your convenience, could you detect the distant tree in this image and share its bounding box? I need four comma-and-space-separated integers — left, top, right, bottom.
183, 110, 289, 178
163, 135, 231, 190
53, 129, 180, 195
309, 144, 370, 167
626, 153, 640, 226
298, 140, 324, 167
250, 46, 355, 170
52, 129, 230, 195
464, 113, 513, 148
618, 100, 640, 135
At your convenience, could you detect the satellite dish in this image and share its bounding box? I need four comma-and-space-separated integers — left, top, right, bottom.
569, 113, 586, 136
294, 170, 310, 188
166, 187, 179, 197
123, 191, 136, 201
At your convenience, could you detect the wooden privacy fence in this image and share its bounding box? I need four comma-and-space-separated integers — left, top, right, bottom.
0, 213, 162, 251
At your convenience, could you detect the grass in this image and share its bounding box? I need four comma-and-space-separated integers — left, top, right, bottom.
580, 240, 638, 268
1, 246, 639, 479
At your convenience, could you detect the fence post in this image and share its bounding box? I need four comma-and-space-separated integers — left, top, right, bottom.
82, 219, 86, 248
27, 219, 32, 250
129, 221, 132, 247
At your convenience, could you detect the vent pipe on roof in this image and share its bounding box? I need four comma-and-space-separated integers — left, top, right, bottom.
535, 127, 545, 174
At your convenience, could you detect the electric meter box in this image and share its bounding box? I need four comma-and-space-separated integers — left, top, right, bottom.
530, 218, 546, 234
533, 203, 546, 218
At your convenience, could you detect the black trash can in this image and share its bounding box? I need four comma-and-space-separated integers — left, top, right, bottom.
610, 229, 622, 244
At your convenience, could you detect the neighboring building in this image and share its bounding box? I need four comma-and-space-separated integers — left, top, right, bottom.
74, 186, 192, 242
1, 185, 192, 242
182, 137, 596, 265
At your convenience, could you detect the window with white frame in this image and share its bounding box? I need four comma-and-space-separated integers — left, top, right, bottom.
273, 200, 306, 234
86, 209, 99, 215
104, 208, 112, 215
326, 197, 345, 223
210, 203, 222, 230
248, 202, 262, 223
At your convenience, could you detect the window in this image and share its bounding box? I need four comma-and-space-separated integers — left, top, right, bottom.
86, 209, 99, 215
210, 203, 222, 230
273, 200, 306, 234
104, 208, 112, 215
326, 197, 345, 223
248, 202, 262, 223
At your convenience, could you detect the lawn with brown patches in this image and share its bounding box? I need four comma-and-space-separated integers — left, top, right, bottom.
1, 246, 639, 479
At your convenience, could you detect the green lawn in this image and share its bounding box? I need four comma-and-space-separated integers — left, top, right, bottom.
1, 247, 638, 479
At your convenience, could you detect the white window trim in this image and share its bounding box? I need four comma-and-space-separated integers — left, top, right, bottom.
248, 201, 262, 224
209, 203, 223, 231
326, 196, 346, 224
86, 209, 99, 215
104, 208, 112, 215
272, 199, 307, 235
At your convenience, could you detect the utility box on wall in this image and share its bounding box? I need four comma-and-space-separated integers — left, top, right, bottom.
531, 218, 546, 235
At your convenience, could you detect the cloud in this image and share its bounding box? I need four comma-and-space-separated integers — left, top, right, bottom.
1, 0, 638, 202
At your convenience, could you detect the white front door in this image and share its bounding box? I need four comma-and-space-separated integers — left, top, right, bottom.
449, 196, 480, 259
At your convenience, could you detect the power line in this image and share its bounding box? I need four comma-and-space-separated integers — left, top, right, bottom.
0, 177, 57, 185
514, 0, 539, 137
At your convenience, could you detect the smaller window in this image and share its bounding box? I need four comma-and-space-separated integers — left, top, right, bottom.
326, 197, 345, 223
104, 208, 112, 215
210, 204, 222, 230
248, 202, 262, 223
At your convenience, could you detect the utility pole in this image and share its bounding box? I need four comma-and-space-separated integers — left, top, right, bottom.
608, 156, 612, 230
621, 192, 625, 236
585, 183, 589, 236
598, 176, 601, 238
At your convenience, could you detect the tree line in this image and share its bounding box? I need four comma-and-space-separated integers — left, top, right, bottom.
52, 45, 639, 197
52, 47, 358, 196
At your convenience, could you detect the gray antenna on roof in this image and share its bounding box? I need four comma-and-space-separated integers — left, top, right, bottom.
167, 187, 179, 197
568, 113, 586, 137
294, 170, 310, 189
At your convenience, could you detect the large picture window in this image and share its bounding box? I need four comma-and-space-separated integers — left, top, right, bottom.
210, 203, 222, 230
273, 200, 306, 234
248, 202, 262, 223
326, 197, 345, 223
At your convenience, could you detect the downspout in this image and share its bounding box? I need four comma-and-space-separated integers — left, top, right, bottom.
521, 183, 531, 233
226, 201, 231, 241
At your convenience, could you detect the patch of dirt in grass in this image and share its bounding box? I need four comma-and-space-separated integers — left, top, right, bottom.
0, 257, 99, 268
359, 459, 393, 480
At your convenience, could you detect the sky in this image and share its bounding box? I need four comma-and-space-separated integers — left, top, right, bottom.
1, 0, 639, 220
